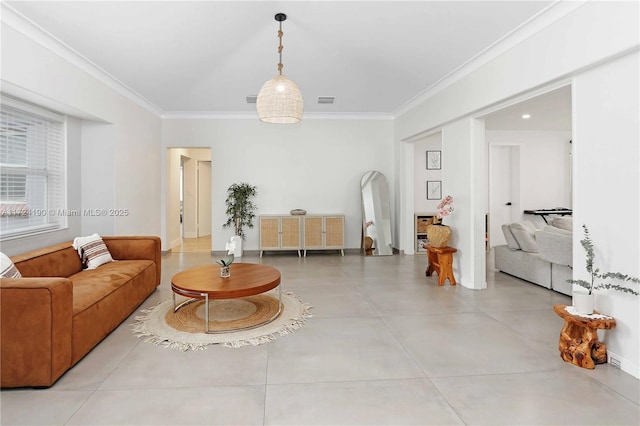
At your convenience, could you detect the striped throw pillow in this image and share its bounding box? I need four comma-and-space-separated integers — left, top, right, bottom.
1, 252, 22, 278
72, 233, 114, 269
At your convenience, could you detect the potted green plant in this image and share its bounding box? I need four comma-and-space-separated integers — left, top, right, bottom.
223, 182, 257, 257
568, 225, 640, 313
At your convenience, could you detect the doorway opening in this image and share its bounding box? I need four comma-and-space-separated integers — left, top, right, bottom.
166, 148, 212, 253
482, 84, 573, 279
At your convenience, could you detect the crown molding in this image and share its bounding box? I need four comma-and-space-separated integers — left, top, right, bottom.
1, 3, 164, 117
392, 0, 588, 119
304, 112, 393, 120
162, 111, 393, 120
161, 111, 256, 120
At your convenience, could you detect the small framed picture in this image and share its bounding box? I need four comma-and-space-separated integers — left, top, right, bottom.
427, 180, 442, 200
426, 150, 441, 170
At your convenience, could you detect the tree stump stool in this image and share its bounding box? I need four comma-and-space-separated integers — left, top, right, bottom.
553, 304, 616, 369
425, 246, 457, 286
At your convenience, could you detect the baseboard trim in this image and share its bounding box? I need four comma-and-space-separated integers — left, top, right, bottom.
607, 350, 640, 379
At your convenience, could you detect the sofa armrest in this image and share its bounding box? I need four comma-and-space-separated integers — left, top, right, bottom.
0, 277, 73, 388
102, 236, 161, 285
536, 230, 572, 267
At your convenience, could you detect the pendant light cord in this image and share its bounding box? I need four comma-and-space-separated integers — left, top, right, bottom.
277, 20, 284, 75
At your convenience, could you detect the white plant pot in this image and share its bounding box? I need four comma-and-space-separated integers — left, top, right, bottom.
572, 289, 594, 314
231, 235, 243, 258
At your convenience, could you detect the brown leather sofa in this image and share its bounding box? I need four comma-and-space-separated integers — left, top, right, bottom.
1, 236, 161, 388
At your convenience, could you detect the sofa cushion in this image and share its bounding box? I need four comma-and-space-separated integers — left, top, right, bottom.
501, 224, 520, 250
510, 221, 538, 253
69, 260, 154, 316
494, 245, 551, 288
536, 227, 573, 267
11, 244, 83, 278
543, 225, 571, 236
1, 252, 21, 278
552, 216, 573, 231
72, 233, 114, 270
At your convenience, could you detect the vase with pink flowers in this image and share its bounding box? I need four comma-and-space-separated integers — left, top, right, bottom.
428, 195, 454, 247
434, 195, 454, 224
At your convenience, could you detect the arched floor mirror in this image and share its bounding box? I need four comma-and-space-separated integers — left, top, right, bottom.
361, 171, 393, 255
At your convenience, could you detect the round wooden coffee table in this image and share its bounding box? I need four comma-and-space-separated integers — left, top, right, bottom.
171, 263, 281, 334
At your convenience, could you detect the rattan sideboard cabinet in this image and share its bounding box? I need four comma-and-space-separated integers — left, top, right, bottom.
303, 215, 345, 256
259, 215, 302, 257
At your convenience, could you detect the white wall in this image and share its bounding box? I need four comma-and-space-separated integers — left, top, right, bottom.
161, 118, 394, 252
80, 122, 116, 236
113, 109, 161, 236
487, 130, 572, 242
440, 118, 487, 290
395, 1, 639, 375
413, 133, 442, 213
573, 52, 640, 377
1, 19, 162, 252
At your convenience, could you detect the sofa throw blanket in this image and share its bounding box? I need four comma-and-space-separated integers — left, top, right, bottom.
72, 233, 114, 269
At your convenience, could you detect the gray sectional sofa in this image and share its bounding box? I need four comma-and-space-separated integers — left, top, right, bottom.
494, 218, 573, 296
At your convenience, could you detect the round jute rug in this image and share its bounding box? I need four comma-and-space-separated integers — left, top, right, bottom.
132, 291, 312, 351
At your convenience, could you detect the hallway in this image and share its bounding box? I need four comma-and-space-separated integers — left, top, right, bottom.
171, 235, 211, 253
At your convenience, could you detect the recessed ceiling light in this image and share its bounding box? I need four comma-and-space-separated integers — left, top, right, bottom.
522, 114, 531, 119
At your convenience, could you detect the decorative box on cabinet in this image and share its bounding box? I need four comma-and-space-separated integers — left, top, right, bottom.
259, 215, 302, 257
415, 212, 437, 253
303, 215, 345, 256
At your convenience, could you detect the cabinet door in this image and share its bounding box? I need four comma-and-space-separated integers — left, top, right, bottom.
324, 216, 344, 248
260, 217, 280, 250
280, 216, 301, 249
304, 216, 324, 249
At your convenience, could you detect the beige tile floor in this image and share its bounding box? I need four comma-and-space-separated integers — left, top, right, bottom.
2, 250, 639, 425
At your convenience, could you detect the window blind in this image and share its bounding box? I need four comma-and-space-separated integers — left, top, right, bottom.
0, 99, 66, 239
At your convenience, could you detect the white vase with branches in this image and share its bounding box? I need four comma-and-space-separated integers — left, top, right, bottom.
568, 225, 640, 314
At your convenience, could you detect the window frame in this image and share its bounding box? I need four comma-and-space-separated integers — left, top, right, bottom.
0, 96, 68, 241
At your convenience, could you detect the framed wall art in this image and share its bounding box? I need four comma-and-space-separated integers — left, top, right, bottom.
426, 150, 441, 170
427, 180, 442, 200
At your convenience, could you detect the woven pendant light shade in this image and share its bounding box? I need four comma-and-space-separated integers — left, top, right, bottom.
257, 75, 303, 124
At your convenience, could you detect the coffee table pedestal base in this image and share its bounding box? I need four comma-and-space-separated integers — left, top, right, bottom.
172, 285, 282, 334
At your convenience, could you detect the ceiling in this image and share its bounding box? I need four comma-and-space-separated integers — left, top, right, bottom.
5, 1, 556, 117
483, 85, 572, 131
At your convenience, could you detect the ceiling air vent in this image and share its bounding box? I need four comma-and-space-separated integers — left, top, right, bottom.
246, 95, 257, 104
317, 96, 335, 104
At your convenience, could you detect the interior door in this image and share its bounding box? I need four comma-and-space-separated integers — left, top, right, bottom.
197, 161, 211, 237
489, 145, 520, 247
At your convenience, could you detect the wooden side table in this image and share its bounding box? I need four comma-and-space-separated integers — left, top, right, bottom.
553, 304, 616, 369
425, 245, 457, 286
